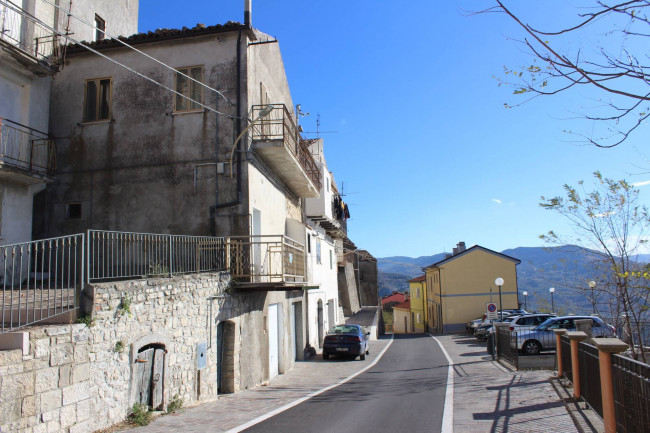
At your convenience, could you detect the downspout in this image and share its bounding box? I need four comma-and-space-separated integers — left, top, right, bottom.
214, 29, 244, 210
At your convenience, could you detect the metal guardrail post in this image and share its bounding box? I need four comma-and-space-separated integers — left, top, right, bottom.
169, 234, 173, 278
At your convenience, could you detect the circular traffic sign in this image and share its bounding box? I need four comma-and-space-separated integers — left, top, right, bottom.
487, 303, 497, 313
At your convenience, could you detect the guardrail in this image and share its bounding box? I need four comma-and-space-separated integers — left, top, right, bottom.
612, 354, 650, 432
1, 234, 83, 333
250, 104, 322, 191
0, 118, 56, 176
87, 230, 226, 282
0, 0, 62, 64
227, 235, 305, 283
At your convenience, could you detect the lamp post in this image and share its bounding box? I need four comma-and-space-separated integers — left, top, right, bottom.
588, 280, 596, 315
522, 291, 528, 311
228, 104, 274, 177
495, 278, 504, 320
549, 287, 555, 313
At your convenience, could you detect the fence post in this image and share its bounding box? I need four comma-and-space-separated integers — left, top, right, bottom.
574, 319, 593, 339
566, 331, 589, 399
553, 329, 567, 377
591, 338, 628, 433
168, 235, 173, 278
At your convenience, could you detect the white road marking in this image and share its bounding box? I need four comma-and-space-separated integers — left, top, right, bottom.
226, 334, 395, 433
430, 335, 454, 433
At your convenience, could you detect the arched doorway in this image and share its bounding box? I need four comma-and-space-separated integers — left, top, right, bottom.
217, 321, 235, 394
134, 343, 166, 410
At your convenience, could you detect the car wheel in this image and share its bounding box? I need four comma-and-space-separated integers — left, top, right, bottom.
522, 340, 542, 355
323, 352, 329, 360
360, 353, 366, 360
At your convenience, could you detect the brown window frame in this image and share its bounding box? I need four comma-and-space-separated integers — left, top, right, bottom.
83, 77, 112, 122
94, 14, 105, 42
174, 65, 204, 113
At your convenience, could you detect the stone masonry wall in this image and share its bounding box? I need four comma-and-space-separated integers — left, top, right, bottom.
0, 324, 91, 433
86, 272, 232, 431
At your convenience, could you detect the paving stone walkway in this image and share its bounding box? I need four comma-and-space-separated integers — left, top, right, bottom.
436, 333, 578, 433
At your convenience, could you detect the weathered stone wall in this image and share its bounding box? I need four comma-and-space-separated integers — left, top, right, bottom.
0, 324, 91, 433
85, 272, 233, 430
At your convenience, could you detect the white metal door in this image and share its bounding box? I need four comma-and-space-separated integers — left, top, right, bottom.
268, 303, 279, 379
328, 299, 336, 327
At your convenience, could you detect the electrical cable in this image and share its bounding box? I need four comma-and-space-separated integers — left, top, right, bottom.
35, 0, 232, 105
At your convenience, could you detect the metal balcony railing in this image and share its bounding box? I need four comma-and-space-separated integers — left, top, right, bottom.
250, 104, 322, 191
226, 235, 305, 283
0, 0, 62, 65
0, 118, 56, 176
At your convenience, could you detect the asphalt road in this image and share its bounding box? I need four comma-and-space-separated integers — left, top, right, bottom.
243, 334, 449, 433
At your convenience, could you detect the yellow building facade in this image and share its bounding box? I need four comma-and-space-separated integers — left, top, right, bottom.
408, 275, 426, 333
425, 245, 520, 333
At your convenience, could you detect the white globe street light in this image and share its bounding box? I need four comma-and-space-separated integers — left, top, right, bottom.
522, 291, 528, 310
495, 278, 504, 320
588, 280, 596, 314
549, 287, 556, 313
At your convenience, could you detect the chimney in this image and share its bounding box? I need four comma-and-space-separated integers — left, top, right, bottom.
458, 242, 466, 252
452, 247, 459, 255
445, 253, 452, 259
244, 0, 252, 27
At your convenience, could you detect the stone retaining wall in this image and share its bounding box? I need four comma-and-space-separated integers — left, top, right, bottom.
0, 324, 91, 433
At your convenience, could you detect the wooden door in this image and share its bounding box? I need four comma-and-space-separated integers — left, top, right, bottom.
135, 349, 154, 406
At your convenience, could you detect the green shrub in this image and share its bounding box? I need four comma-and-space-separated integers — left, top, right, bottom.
167, 395, 183, 413
128, 403, 152, 426
76, 314, 95, 327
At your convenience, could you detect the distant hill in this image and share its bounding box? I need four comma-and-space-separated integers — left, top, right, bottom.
377, 245, 621, 313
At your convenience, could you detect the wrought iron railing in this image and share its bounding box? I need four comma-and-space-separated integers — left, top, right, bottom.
578, 342, 603, 417
0, 0, 62, 65
250, 104, 322, 191
612, 353, 650, 433
1, 234, 83, 333
86, 230, 226, 282
496, 327, 518, 368
227, 235, 305, 283
0, 118, 56, 175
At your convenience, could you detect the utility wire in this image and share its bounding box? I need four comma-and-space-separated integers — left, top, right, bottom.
35, 0, 232, 105
1, 0, 232, 116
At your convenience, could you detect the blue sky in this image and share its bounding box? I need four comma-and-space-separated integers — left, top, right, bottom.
139, 1, 650, 258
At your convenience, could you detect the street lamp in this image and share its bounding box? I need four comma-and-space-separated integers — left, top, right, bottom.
495, 278, 504, 320
522, 291, 528, 311
588, 280, 596, 314
549, 287, 555, 313
228, 104, 275, 177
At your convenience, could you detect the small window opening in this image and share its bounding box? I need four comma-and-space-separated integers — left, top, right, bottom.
66, 203, 82, 219
94, 15, 105, 42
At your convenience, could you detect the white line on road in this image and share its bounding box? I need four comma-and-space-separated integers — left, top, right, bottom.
430, 335, 454, 433
226, 334, 395, 433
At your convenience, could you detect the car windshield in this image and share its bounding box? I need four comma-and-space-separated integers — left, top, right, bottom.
328, 325, 359, 334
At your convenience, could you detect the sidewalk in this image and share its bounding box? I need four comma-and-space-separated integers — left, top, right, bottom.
435, 333, 578, 433
127, 337, 392, 433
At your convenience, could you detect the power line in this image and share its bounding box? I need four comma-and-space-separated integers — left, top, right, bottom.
37, 0, 231, 105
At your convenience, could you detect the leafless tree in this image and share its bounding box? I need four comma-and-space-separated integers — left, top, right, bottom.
481, 1, 650, 148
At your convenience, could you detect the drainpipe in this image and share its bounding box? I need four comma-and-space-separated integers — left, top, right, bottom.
214, 29, 243, 211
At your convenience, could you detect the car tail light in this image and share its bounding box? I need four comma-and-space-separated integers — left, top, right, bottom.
324, 336, 337, 342
347, 336, 361, 342
509, 327, 514, 331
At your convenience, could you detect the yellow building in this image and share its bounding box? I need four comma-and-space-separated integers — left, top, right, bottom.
392, 300, 411, 334
408, 275, 426, 333
425, 243, 520, 333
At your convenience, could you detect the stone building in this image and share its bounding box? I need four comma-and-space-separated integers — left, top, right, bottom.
0, 0, 137, 266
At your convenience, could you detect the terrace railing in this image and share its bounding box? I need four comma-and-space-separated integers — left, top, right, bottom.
1, 234, 83, 333
612, 353, 650, 433
226, 235, 305, 283
577, 342, 603, 417
86, 230, 226, 282
250, 104, 322, 191
0, 118, 56, 176
0, 0, 63, 65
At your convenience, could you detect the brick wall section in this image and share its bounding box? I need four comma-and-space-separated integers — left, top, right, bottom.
0, 324, 91, 433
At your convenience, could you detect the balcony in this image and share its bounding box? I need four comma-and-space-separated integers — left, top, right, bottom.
0, 1, 62, 74
0, 118, 56, 184
250, 104, 321, 198
226, 235, 306, 290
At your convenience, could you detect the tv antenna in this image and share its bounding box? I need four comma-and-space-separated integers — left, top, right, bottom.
303, 114, 338, 138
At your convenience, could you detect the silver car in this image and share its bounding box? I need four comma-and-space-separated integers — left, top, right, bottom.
513, 315, 615, 354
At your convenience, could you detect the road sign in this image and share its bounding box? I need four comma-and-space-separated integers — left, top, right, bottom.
486, 302, 498, 320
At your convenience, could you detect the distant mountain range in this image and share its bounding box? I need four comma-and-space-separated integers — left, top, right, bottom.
377, 245, 649, 315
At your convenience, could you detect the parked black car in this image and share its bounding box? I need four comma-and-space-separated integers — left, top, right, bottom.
323, 324, 370, 360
